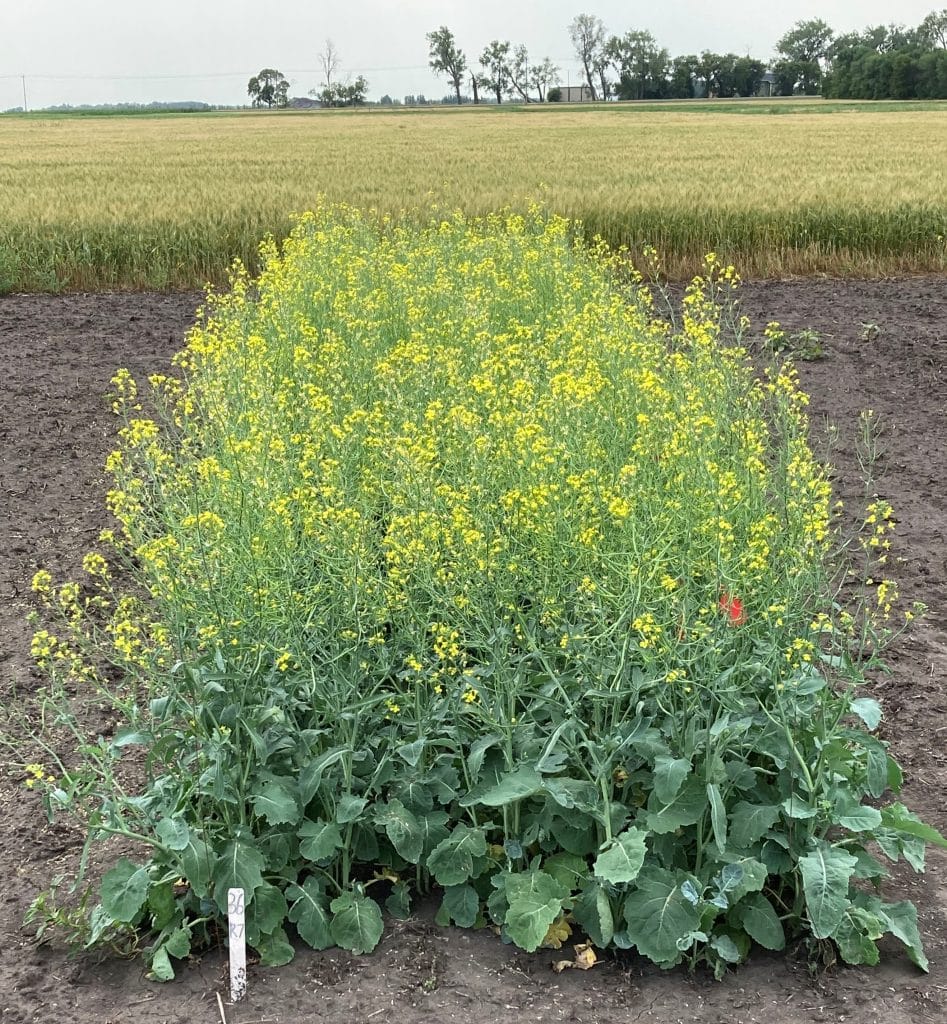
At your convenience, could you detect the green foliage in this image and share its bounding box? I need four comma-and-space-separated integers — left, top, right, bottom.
25, 204, 944, 979
247, 69, 289, 110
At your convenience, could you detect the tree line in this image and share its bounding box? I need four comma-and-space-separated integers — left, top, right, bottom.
247, 9, 947, 109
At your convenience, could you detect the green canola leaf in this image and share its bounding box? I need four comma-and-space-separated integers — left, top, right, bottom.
179, 832, 214, 893
329, 891, 384, 954
246, 882, 289, 944
623, 867, 700, 967
459, 766, 543, 808
396, 738, 425, 767
427, 824, 488, 886
417, 809, 451, 857
386, 882, 412, 920
594, 828, 647, 885
849, 697, 882, 731
254, 926, 296, 966
728, 801, 782, 849
834, 905, 883, 966
155, 816, 191, 852
164, 926, 191, 960
798, 840, 859, 939
732, 892, 785, 950
881, 803, 947, 848
543, 851, 588, 891
717, 858, 767, 904
251, 780, 301, 826
101, 858, 151, 923
876, 899, 929, 972
833, 790, 883, 832
375, 799, 424, 864
337, 793, 368, 824
572, 883, 615, 948
645, 778, 706, 834
298, 747, 347, 806
504, 869, 569, 953
442, 883, 480, 928
710, 933, 742, 963
212, 833, 266, 913
287, 877, 332, 950
298, 819, 344, 862
147, 881, 177, 930
149, 946, 175, 981
652, 755, 691, 803
707, 784, 728, 854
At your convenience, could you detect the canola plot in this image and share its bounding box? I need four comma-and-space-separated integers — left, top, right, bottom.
1, 103, 946, 288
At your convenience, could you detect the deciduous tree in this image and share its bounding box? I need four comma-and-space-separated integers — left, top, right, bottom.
479, 40, 512, 104
508, 44, 533, 102
247, 68, 289, 109
775, 18, 834, 93
427, 26, 468, 105
529, 58, 561, 101
569, 13, 607, 100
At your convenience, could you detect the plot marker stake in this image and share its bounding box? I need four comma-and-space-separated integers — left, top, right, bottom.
228, 887, 247, 1002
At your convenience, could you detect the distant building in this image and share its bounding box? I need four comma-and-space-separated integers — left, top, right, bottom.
756, 72, 777, 98
558, 84, 595, 102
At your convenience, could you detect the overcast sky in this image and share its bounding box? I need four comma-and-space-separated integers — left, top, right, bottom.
0, 1, 939, 109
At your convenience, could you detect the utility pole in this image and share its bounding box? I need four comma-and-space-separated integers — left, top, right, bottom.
21, 75, 28, 112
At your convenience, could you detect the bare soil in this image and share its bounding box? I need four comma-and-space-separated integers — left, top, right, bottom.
0, 280, 945, 1024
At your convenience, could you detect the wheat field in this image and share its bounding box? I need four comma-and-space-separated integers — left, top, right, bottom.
1, 102, 946, 289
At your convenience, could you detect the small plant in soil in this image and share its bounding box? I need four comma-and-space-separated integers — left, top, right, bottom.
20, 205, 945, 981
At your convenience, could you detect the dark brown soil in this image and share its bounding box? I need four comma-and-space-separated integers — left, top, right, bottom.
1, 280, 945, 1024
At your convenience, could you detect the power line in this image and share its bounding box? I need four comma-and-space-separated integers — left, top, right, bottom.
0, 64, 434, 82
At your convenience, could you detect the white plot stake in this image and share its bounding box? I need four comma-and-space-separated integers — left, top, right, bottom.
228, 887, 247, 1002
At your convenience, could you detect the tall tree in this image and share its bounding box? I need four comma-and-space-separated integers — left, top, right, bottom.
569, 13, 607, 100
775, 18, 834, 93
669, 54, 700, 98
607, 30, 669, 100
427, 26, 468, 105
920, 9, 947, 49
529, 57, 561, 101
508, 44, 533, 102
247, 68, 289, 109
479, 40, 512, 104
318, 39, 341, 95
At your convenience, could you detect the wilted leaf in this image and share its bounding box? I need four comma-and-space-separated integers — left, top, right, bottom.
542, 915, 572, 949
574, 942, 598, 969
